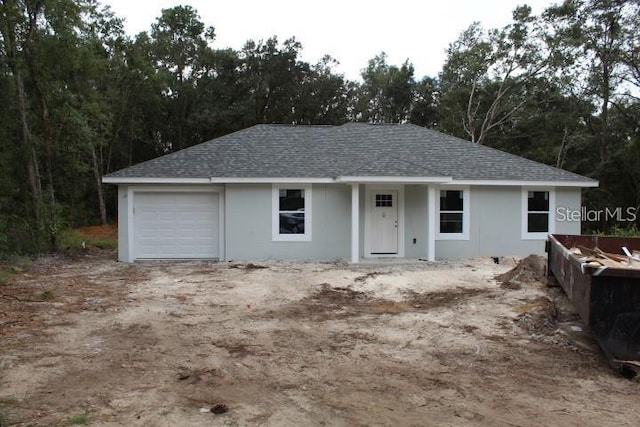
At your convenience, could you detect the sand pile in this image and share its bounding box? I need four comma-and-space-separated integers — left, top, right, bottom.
495, 254, 547, 289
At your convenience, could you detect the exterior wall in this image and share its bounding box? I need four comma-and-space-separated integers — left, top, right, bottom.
555, 187, 582, 235
116, 182, 584, 262
404, 185, 429, 258
225, 183, 351, 261
117, 185, 129, 262
436, 186, 583, 258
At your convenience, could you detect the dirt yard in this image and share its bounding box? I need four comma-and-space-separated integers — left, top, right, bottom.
1, 252, 639, 426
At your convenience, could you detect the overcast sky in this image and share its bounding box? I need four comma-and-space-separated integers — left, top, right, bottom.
103, 0, 557, 81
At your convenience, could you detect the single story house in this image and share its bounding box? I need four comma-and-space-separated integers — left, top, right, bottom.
102, 123, 598, 263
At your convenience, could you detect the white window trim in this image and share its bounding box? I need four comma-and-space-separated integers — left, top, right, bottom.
436, 186, 470, 240
272, 184, 312, 242
522, 187, 555, 240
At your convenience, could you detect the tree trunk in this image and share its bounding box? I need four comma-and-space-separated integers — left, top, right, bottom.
0, 6, 44, 223
91, 144, 107, 225
31, 71, 58, 249
15, 70, 43, 216
556, 126, 570, 169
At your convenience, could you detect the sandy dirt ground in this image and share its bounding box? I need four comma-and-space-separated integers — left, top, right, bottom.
1, 251, 639, 426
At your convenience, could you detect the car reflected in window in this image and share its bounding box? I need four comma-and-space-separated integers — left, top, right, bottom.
279, 209, 305, 234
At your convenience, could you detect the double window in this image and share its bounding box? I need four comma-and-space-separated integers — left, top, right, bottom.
437, 187, 469, 240
523, 189, 554, 239
272, 185, 312, 241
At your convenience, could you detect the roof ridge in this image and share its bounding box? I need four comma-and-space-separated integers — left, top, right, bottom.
258, 123, 334, 128
339, 122, 417, 127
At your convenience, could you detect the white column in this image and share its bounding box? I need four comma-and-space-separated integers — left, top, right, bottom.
427, 185, 436, 262
351, 184, 360, 263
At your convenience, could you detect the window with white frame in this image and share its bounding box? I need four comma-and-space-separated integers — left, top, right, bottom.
437, 188, 469, 240
523, 189, 554, 239
272, 185, 312, 241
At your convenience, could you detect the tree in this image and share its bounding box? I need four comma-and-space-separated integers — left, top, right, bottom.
149, 5, 216, 152
544, 0, 630, 163
410, 76, 439, 128
237, 36, 308, 124
294, 55, 349, 125
0, 0, 101, 246
352, 52, 415, 123
0, 0, 44, 230
544, 0, 640, 229
439, 6, 550, 144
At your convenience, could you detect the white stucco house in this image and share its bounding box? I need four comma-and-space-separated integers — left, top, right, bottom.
102, 123, 598, 262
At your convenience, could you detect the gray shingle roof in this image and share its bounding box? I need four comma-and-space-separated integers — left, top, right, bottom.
104, 123, 596, 183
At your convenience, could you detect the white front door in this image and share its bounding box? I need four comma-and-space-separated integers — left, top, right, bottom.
370, 190, 398, 254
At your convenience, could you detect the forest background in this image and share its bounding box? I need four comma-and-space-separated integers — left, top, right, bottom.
0, 0, 638, 253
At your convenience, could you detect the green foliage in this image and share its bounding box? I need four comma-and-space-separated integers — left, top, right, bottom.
67, 414, 89, 425
0, 214, 50, 256
607, 225, 640, 238
352, 52, 417, 123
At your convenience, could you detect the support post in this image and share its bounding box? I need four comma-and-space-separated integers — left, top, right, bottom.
351, 184, 360, 263
427, 185, 436, 262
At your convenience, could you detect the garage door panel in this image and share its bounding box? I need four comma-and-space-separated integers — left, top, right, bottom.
133, 192, 220, 259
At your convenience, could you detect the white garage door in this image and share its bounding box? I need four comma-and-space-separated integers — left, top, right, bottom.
133, 192, 220, 259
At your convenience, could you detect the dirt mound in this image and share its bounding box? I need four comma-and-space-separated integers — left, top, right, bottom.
496, 255, 547, 289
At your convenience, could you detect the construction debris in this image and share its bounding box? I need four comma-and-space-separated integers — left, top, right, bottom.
569, 245, 640, 269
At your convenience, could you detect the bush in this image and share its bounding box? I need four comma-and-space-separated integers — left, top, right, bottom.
0, 214, 50, 257
607, 224, 640, 237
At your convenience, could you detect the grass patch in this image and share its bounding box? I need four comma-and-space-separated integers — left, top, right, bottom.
59, 229, 117, 251
0, 411, 10, 427
0, 270, 14, 286
0, 258, 31, 286
38, 289, 55, 301
67, 413, 89, 425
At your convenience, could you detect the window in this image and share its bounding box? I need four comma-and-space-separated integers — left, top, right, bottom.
522, 188, 555, 239
272, 185, 312, 241
376, 194, 393, 207
437, 187, 469, 240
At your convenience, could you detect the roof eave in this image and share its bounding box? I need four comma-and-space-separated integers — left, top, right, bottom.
102, 176, 599, 188
210, 177, 334, 184
335, 176, 452, 183
447, 179, 599, 187
102, 177, 212, 184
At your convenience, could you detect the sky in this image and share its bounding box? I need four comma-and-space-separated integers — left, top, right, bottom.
103, 0, 557, 81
